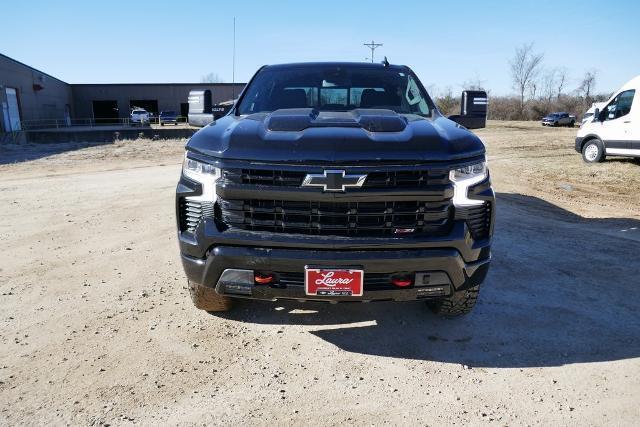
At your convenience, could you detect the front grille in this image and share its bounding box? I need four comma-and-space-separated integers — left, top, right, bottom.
217, 199, 452, 237
278, 272, 399, 290
362, 170, 449, 188
234, 169, 306, 186
224, 168, 449, 189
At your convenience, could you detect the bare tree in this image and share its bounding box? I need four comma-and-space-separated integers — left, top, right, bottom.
541, 69, 557, 103
555, 67, 568, 99
509, 43, 544, 117
201, 72, 224, 83
528, 81, 538, 100
578, 71, 597, 101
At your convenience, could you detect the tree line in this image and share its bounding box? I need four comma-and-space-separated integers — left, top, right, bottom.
434, 43, 611, 121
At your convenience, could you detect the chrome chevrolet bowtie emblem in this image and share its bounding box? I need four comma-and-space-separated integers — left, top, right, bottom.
301, 170, 367, 192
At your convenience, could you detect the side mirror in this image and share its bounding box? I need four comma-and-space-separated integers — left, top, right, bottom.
593, 108, 603, 122
448, 90, 488, 129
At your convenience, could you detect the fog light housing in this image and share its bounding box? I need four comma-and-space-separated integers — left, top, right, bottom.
217, 269, 253, 295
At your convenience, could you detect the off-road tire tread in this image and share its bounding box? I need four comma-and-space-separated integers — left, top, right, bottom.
188, 280, 233, 312
428, 285, 480, 317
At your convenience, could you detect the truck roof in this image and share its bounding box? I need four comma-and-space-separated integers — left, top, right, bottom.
263, 62, 407, 71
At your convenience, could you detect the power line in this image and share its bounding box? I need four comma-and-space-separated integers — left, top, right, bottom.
363, 40, 383, 63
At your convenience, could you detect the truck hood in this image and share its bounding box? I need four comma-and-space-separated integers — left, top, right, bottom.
186, 109, 485, 163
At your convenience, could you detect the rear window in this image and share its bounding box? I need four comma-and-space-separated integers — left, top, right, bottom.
237, 65, 433, 117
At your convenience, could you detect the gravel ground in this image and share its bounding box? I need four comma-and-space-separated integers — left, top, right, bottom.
0, 122, 639, 425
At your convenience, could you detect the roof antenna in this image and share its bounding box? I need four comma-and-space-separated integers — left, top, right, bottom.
232, 16, 236, 100
382, 56, 389, 67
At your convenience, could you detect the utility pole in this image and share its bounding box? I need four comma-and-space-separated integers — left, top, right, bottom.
363, 40, 383, 63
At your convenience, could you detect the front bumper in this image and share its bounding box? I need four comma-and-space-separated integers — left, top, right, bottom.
178, 211, 493, 302
181, 245, 490, 302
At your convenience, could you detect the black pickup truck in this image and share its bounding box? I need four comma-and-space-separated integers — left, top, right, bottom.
176, 62, 494, 316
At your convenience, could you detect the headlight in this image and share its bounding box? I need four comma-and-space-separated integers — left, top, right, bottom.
182, 154, 220, 202
450, 161, 488, 206
182, 154, 220, 182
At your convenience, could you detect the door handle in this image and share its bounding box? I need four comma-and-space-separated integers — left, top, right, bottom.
623, 120, 631, 123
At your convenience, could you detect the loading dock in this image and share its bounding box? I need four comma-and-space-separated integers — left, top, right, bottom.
129, 99, 158, 115
92, 100, 119, 124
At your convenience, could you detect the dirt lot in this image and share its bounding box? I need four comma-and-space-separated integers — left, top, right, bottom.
1, 121, 639, 425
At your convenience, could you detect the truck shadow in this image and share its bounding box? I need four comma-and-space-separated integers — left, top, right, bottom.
219, 193, 640, 368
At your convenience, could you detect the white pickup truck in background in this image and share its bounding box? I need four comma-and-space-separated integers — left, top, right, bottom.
130, 109, 150, 125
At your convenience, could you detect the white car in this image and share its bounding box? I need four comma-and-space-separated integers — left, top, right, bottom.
581, 102, 605, 126
130, 109, 150, 125
576, 75, 639, 162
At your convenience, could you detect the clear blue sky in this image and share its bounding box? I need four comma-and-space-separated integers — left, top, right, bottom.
1, 0, 638, 96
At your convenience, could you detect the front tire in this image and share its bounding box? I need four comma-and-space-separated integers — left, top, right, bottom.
427, 285, 480, 317
188, 280, 233, 312
582, 138, 606, 163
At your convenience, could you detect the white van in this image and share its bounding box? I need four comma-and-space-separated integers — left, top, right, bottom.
581, 102, 605, 126
576, 75, 639, 162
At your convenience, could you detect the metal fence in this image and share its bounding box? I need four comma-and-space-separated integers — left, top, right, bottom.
19, 116, 190, 131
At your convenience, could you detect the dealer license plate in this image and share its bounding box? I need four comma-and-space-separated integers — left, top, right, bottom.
304, 267, 364, 297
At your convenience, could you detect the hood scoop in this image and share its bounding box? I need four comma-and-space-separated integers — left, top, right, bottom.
264, 108, 407, 132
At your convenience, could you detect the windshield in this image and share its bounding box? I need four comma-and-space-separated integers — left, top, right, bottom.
237, 65, 433, 116
132, 110, 146, 114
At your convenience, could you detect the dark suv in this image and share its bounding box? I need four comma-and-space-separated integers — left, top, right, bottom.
176, 62, 494, 316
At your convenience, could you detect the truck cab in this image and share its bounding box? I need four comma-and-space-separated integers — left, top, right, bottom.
576, 76, 640, 162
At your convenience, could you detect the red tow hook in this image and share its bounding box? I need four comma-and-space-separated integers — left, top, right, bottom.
254, 272, 274, 285
391, 275, 413, 287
